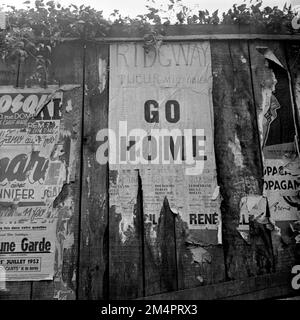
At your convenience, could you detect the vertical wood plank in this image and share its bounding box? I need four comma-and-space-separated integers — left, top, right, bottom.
78, 42, 109, 300
143, 197, 177, 296
211, 40, 273, 280
109, 169, 144, 299
32, 42, 83, 300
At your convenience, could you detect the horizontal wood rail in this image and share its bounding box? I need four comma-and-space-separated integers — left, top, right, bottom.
139, 272, 297, 300
34, 25, 300, 42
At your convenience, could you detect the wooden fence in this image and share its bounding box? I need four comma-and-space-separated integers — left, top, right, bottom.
0, 25, 299, 300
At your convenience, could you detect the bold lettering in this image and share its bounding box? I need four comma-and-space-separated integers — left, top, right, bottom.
11, 94, 24, 113
0, 95, 12, 113
144, 100, 159, 123
190, 214, 197, 225
165, 100, 180, 123
22, 95, 38, 114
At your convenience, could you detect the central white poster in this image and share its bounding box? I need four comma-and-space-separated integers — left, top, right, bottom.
105, 42, 220, 242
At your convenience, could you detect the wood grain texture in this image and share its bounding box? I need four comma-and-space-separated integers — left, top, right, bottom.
77, 42, 109, 300
141, 271, 294, 300
211, 40, 273, 280
143, 197, 177, 296
32, 42, 83, 300
108, 170, 144, 299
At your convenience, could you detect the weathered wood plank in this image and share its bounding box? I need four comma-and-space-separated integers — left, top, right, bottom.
0, 282, 32, 300
211, 40, 272, 280
143, 196, 177, 296
31, 42, 83, 300
108, 169, 144, 299
77, 42, 109, 300
106, 24, 300, 38
140, 271, 294, 300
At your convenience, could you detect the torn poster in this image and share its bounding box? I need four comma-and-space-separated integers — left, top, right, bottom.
0, 221, 56, 281
107, 42, 221, 244
238, 195, 268, 242
256, 48, 300, 237
263, 145, 300, 221
0, 86, 67, 281
109, 170, 138, 243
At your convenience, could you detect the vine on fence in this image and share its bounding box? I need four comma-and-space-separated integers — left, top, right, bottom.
0, 0, 297, 85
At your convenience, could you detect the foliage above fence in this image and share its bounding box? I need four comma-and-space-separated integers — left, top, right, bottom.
0, 0, 298, 83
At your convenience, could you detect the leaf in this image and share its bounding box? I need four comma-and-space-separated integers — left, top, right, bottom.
237, 4, 246, 12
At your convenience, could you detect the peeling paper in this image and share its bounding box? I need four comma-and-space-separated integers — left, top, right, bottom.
34, 84, 81, 116
189, 246, 212, 264
65, 99, 73, 112
217, 213, 222, 245
211, 186, 220, 200
170, 207, 179, 215
256, 47, 300, 241
256, 47, 285, 69
228, 133, 244, 168
53, 195, 76, 299
238, 195, 267, 232
109, 170, 138, 243
256, 47, 297, 153
196, 275, 204, 283
212, 185, 223, 244
290, 220, 300, 243
67, 138, 77, 183
239, 231, 249, 243
98, 58, 107, 94
266, 217, 282, 237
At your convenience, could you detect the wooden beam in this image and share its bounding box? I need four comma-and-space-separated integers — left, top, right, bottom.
92, 34, 300, 42
139, 272, 295, 300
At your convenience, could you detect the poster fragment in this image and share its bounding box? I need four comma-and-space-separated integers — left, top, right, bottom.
0, 86, 67, 281
256, 48, 300, 239
107, 42, 221, 244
